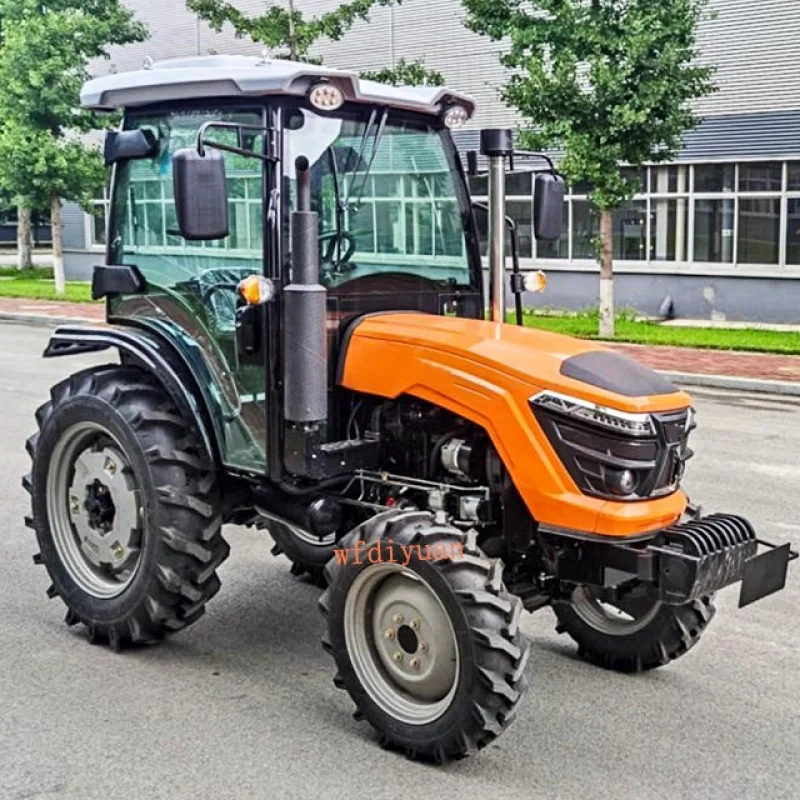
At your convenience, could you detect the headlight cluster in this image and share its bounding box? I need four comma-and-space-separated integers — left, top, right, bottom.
530, 391, 693, 501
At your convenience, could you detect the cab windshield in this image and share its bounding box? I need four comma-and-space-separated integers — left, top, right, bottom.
283, 105, 476, 292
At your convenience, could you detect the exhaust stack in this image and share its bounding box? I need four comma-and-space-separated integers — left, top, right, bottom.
480, 129, 513, 324
284, 156, 328, 425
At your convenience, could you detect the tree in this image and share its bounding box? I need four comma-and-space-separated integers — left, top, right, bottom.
361, 58, 444, 86
0, 0, 146, 293
188, 0, 398, 62
463, 0, 716, 337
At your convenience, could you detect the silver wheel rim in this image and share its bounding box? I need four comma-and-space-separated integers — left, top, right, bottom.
570, 583, 661, 635
344, 563, 460, 726
46, 421, 142, 599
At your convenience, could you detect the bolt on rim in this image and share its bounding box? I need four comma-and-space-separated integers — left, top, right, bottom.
344, 563, 460, 725
46, 421, 142, 599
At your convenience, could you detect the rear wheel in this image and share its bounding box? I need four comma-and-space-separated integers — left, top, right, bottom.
320, 510, 530, 763
268, 524, 335, 587
24, 365, 229, 649
553, 581, 715, 672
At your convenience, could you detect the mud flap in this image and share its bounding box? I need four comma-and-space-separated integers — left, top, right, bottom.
739, 543, 793, 608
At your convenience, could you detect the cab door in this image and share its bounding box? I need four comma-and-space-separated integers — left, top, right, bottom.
107, 105, 270, 473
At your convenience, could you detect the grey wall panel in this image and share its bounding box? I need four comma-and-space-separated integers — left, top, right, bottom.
695, 0, 800, 117
679, 111, 800, 161
520, 270, 800, 324
61, 203, 87, 251
63, 251, 96, 282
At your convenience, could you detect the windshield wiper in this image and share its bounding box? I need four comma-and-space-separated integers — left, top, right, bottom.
343, 108, 388, 210
326, 145, 346, 269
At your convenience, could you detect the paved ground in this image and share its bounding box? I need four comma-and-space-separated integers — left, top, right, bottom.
1, 323, 799, 800
613, 342, 800, 383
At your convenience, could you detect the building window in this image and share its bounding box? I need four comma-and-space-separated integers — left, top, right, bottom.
650, 198, 688, 261
88, 187, 110, 248
694, 198, 735, 263
738, 198, 781, 264
739, 162, 782, 192
468, 158, 800, 270
695, 163, 735, 193
787, 198, 800, 265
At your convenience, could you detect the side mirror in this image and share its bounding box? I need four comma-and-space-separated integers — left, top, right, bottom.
173, 148, 229, 241
104, 129, 158, 166
533, 173, 566, 241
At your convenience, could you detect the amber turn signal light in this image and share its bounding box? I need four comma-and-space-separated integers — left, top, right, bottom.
237, 275, 275, 306
522, 270, 547, 294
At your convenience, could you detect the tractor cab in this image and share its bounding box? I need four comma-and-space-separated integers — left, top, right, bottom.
86, 55, 510, 476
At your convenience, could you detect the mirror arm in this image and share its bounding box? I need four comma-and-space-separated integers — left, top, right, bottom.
505, 216, 524, 327
195, 121, 276, 163
472, 201, 524, 327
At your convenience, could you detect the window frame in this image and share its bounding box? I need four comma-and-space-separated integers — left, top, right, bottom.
468, 156, 800, 278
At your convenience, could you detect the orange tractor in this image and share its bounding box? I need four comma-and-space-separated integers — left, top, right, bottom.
24, 56, 793, 763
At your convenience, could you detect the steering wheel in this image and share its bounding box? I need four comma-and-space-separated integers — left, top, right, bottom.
319, 230, 357, 266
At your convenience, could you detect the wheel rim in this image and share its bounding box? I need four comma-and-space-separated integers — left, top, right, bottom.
570, 582, 661, 635
344, 563, 460, 726
46, 421, 142, 599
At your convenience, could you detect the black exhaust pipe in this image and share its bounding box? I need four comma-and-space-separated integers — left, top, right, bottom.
282, 156, 379, 480
284, 156, 328, 426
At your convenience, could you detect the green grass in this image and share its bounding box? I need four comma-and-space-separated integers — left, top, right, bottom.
521, 311, 800, 355
0, 266, 54, 279
0, 269, 93, 302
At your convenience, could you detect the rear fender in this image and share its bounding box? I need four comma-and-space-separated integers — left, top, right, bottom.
44, 324, 220, 466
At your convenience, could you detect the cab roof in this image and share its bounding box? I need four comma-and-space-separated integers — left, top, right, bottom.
80, 55, 475, 121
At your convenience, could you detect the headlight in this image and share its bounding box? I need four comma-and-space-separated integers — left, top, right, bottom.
529, 391, 692, 501
309, 83, 344, 111
443, 105, 469, 128
530, 391, 655, 437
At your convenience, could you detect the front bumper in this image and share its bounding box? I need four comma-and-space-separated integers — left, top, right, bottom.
583, 513, 796, 607
651, 514, 796, 606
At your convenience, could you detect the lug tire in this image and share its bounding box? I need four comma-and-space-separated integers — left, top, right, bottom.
24, 364, 229, 649
320, 510, 530, 763
268, 526, 333, 588
552, 593, 716, 673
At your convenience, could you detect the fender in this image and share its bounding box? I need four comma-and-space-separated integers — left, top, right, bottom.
44, 323, 221, 467
338, 312, 691, 538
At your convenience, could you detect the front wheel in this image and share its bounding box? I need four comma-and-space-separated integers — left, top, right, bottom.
320, 511, 530, 763
552, 582, 716, 673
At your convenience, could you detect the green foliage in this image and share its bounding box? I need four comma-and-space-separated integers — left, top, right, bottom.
188, 0, 398, 61
462, 0, 716, 210
0, 0, 146, 209
361, 58, 445, 86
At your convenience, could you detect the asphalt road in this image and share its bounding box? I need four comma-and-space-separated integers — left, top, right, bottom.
1, 323, 798, 800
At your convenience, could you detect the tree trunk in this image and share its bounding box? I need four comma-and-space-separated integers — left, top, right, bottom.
17, 206, 33, 270
51, 195, 66, 295
598, 208, 615, 338
288, 0, 297, 60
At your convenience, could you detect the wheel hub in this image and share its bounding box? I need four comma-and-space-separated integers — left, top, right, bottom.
344, 563, 460, 725
47, 423, 142, 599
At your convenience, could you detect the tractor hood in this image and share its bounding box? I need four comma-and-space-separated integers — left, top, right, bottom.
338, 313, 689, 415
338, 312, 691, 538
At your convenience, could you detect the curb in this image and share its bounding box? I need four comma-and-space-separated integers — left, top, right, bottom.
3, 311, 800, 398
660, 370, 800, 398
0, 312, 97, 328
